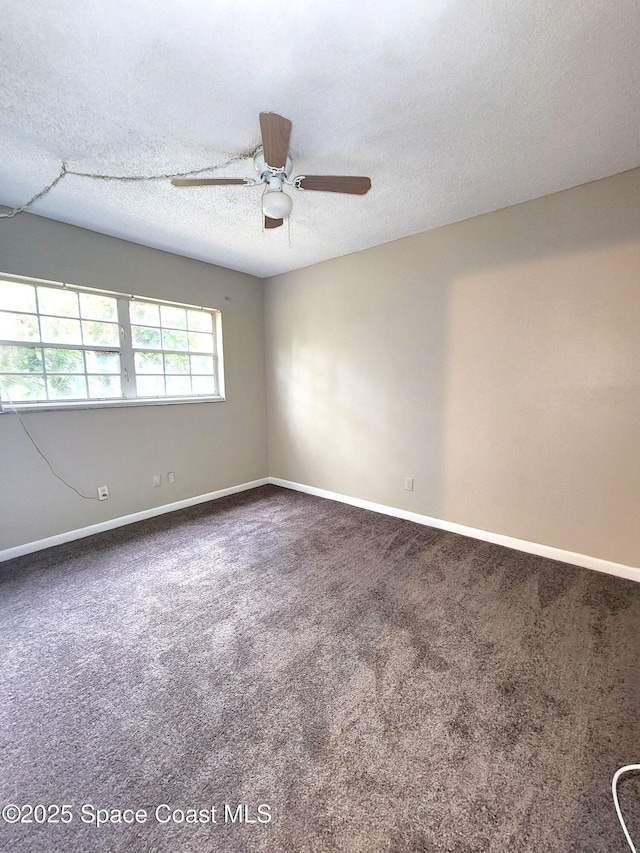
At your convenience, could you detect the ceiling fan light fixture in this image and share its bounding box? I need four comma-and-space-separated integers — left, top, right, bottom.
262, 189, 292, 220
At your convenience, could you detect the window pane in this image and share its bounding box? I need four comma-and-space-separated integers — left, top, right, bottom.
1, 282, 219, 406
137, 375, 165, 396
82, 320, 119, 346
130, 301, 159, 325
38, 287, 79, 318
166, 375, 191, 395
0, 345, 42, 373
47, 375, 88, 400
80, 293, 117, 321
192, 375, 216, 395
44, 348, 84, 374
88, 375, 121, 399
162, 329, 188, 351
134, 351, 163, 373
188, 332, 214, 353
0, 281, 37, 313
187, 310, 212, 333
85, 351, 120, 373
40, 317, 82, 345
190, 355, 214, 374
0, 311, 41, 342
0, 374, 46, 401
165, 353, 189, 374
132, 325, 161, 349
161, 305, 187, 329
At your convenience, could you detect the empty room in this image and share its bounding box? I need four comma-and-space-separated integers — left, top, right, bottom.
1, 1, 639, 851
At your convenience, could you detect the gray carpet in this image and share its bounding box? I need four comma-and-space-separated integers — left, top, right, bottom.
1, 484, 639, 852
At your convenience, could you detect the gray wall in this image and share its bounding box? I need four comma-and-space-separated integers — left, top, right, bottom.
0, 215, 267, 549
265, 169, 640, 567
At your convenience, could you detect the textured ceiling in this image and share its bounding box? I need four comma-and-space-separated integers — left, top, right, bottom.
1, 0, 639, 278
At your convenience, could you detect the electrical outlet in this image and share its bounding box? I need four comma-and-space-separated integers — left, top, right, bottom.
152, 474, 161, 488
167, 471, 175, 484
97, 485, 110, 501
404, 477, 414, 492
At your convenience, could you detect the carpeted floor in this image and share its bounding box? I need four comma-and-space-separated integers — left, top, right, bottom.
0, 484, 639, 852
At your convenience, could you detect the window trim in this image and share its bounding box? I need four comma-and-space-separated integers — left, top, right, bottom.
0, 272, 226, 413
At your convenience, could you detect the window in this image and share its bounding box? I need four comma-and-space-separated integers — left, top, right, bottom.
0, 274, 224, 409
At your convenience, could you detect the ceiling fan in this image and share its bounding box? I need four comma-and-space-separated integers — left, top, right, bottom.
171, 112, 371, 229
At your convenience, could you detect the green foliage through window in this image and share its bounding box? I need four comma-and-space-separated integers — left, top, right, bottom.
0, 277, 221, 406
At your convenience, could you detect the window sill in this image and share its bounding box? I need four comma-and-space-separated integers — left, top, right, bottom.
0, 395, 226, 414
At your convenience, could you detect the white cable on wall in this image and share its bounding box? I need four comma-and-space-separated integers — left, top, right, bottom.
3, 399, 98, 500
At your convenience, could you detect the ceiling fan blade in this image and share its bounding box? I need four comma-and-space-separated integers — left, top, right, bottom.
295, 175, 371, 195
259, 112, 292, 169
264, 216, 284, 229
171, 178, 249, 187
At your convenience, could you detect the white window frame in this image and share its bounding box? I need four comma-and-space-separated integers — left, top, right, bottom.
0, 272, 225, 412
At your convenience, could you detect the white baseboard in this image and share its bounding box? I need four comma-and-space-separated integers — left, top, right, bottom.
4, 476, 638, 584
268, 477, 640, 584
0, 478, 270, 562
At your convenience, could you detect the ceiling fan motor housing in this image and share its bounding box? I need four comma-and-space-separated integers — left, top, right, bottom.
256, 146, 294, 219
254, 147, 293, 184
